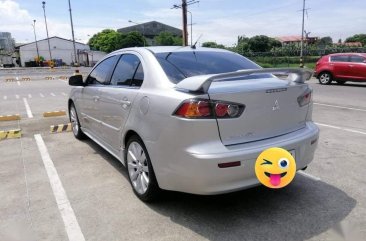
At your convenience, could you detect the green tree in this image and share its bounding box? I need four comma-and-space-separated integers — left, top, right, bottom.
345, 34, 366, 46
248, 35, 281, 52
318, 36, 333, 46
154, 32, 182, 46
88, 29, 145, 53
201, 41, 226, 49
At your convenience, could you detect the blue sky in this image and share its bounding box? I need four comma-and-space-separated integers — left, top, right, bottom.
1, 0, 366, 46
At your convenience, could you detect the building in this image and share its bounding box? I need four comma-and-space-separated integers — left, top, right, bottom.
334, 42, 363, 47
276, 35, 319, 46
118, 21, 182, 46
0, 32, 16, 67
19, 36, 106, 67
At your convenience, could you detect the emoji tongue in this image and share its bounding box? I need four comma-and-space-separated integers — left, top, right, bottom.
270, 174, 281, 186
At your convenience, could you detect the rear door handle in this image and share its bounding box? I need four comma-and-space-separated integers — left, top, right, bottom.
349, 65, 354, 67
120, 99, 131, 106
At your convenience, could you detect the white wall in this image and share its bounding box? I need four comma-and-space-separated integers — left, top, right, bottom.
19, 37, 90, 66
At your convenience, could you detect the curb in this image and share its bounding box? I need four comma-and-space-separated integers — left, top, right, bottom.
22, 77, 31, 81
50, 123, 72, 133
45, 76, 55, 80
59, 76, 69, 80
0, 114, 21, 121
43, 110, 67, 117
0, 129, 22, 140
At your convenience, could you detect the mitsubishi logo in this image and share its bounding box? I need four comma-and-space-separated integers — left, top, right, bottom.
272, 100, 280, 111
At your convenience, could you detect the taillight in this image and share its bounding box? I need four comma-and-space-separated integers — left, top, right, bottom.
297, 88, 312, 107
174, 99, 244, 119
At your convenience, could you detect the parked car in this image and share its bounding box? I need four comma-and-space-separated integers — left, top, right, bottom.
68, 47, 319, 201
314, 53, 366, 85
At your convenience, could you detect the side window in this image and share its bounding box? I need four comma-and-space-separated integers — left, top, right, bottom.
330, 55, 349, 62
87, 55, 119, 85
110, 54, 144, 87
350, 56, 365, 63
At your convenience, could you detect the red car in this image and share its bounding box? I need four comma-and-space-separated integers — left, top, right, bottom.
314, 53, 366, 85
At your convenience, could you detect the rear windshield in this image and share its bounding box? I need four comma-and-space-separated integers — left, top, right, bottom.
155, 51, 261, 83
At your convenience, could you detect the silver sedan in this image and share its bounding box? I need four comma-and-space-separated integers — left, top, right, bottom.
68, 46, 319, 202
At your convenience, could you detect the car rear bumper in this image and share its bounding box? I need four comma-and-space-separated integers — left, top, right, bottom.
150, 122, 319, 195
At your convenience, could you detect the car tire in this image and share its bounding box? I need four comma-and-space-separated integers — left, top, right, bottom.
318, 72, 333, 85
69, 103, 86, 140
336, 80, 346, 85
125, 135, 161, 202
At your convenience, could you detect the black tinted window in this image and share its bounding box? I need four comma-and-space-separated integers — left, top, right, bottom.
330, 55, 349, 62
88, 55, 119, 84
350, 56, 365, 63
155, 51, 260, 83
131, 63, 144, 87
110, 54, 141, 86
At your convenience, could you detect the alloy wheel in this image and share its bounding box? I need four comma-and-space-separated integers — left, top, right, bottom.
127, 141, 150, 194
70, 106, 79, 136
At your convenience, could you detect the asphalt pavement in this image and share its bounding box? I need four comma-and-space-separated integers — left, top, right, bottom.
0, 70, 365, 241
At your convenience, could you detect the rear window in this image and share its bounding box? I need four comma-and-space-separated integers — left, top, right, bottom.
155, 51, 261, 83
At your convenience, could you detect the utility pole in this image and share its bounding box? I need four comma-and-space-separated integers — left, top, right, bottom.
32, 20, 40, 66
172, 0, 199, 46
300, 0, 306, 68
68, 0, 78, 66
42, 1, 52, 63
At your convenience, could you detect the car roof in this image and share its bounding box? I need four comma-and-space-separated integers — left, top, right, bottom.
111, 46, 231, 55
326, 53, 366, 57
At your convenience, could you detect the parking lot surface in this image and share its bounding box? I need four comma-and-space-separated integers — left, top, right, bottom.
1, 69, 365, 241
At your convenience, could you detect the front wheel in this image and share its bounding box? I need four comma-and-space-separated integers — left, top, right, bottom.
318, 72, 332, 85
125, 135, 160, 202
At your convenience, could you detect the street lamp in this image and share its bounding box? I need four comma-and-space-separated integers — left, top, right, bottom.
42, 1, 52, 63
128, 20, 146, 46
68, 0, 78, 65
32, 20, 40, 66
187, 10, 193, 46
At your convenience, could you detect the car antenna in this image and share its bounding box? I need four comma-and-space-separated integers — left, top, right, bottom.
191, 34, 203, 49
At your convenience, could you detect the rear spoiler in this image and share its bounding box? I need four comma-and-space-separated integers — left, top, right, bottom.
175, 68, 313, 93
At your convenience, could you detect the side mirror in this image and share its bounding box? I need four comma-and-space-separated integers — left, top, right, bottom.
69, 75, 84, 86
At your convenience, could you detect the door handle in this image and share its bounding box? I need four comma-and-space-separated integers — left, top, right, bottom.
349, 65, 354, 67
120, 100, 131, 106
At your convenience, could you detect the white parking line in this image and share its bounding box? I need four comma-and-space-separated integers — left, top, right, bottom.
17, 81, 20, 86
15, 94, 19, 99
23, 98, 33, 118
315, 122, 366, 135
50, 93, 56, 97
3, 96, 7, 100
28, 94, 32, 99
314, 103, 366, 112
40, 93, 45, 98
34, 134, 86, 241
298, 171, 321, 181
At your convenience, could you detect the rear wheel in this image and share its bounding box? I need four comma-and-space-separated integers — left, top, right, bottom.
125, 135, 160, 202
69, 103, 86, 140
318, 72, 332, 85
336, 80, 346, 85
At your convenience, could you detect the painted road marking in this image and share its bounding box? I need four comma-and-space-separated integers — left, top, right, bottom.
28, 94, 32, 99
40, 93, 45, 98
315, 122, 366, 136
0, 129, 21, 140
43, 110, 66, 117
0, 114, 21, 121
61, 92, 67, 96
314, 103, 366, 112
17, 81, 21, 86
3, 96, 7, 100
50, 123, 72, 133
50, 93, 56, 97
15, 94, 19, 99
34, 134, 86, 241
298, 170, 321, 181
23, 98, 33, 118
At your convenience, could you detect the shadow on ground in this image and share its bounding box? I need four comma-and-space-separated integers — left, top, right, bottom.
85, 139, 356, 241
